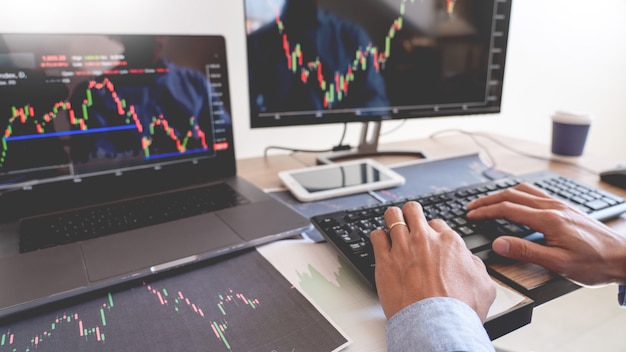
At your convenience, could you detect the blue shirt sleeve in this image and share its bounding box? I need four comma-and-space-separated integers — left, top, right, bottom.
619, 285, 625, 307
386, 297, 494, 352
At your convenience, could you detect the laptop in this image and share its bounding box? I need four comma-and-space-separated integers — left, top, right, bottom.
0, 33, 311, 319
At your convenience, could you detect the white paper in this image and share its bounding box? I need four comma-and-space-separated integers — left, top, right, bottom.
258, 238, 528, 351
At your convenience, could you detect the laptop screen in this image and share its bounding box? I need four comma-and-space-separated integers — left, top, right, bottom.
0, 34, 234, 193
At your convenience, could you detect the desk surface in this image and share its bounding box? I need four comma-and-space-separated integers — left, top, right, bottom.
237, 132, 626, 232
236, 132, 626, 345
1, 133, 622, 351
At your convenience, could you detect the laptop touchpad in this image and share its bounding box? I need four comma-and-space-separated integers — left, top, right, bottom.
81, 213, 244, 282
0, 244, 88, 309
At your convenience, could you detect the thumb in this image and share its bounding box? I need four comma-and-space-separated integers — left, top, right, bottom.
492, 236, 553, 267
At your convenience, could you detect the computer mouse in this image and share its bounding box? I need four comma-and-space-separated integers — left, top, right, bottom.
599, 167, 626, 190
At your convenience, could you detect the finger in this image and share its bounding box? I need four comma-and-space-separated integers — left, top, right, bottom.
429, 218, 471, 249
514, 182, 554, 198
370, 228, 391, 261
400, 201, 429, 236
467, 183, 553, 211
384, 206, 409, 246
428, 218, 452, 233
492, 236, 564, 271
467, 200, 556, 231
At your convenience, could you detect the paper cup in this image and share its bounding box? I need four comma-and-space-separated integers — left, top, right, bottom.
551, 111, 592, 156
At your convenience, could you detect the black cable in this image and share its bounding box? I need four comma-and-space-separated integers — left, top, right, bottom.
263, 123, 352, 158
337, 122, 348, 146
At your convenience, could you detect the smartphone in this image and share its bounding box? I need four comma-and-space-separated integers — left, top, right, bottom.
278, 159, 405, 202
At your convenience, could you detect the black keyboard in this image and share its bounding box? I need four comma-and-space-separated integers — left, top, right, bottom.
19, 183, 249, 253
311, 171, 626, 286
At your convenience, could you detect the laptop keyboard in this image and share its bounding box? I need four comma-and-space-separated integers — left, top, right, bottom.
19, 183, 250, 253
311, 171, 626, 286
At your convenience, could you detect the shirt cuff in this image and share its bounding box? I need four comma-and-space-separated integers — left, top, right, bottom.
386, 297, 494, 352
619, 285, 625, 307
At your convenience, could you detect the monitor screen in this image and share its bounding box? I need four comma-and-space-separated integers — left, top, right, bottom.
0, 34, 234, 192
244, 0, 511, 128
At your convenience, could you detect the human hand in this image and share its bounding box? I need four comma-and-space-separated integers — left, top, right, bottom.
370, 201, 496, 322
466, 182, 626, 286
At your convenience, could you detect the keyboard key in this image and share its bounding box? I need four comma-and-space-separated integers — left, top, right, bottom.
585, 199, 609, 211
462, 233, 493, 252
311, 170, 626, 286
19, 183, 249, 253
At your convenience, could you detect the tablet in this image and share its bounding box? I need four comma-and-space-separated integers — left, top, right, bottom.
278, 159, 405, 202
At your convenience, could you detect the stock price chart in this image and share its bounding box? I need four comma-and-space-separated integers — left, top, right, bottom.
0, 250, 348, 351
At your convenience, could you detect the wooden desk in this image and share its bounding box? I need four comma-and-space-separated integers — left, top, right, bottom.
236, 132, 626, 336
238, 131, 626, 240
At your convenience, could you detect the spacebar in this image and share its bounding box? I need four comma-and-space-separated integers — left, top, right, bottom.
463, 233, 492, 252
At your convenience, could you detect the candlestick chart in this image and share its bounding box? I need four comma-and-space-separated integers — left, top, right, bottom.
274, 0, 458, 109
0, 75, 212, 171
0, 250, 348, 352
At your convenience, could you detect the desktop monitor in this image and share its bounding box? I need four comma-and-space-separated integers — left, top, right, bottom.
243, 0, 512, 162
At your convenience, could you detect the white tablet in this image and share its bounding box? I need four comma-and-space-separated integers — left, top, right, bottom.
278, 159, 405, 202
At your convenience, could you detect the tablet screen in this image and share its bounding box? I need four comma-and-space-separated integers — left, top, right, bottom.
290, 161, 392, 193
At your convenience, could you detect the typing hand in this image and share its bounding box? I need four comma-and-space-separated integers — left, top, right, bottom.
467, 182, 626, 286
370, 201, 496, 322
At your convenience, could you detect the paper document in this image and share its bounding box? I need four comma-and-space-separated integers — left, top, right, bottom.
258, 238, 529, 351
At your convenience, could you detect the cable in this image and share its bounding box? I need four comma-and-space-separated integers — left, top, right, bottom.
263, 123, 352, 158
379, 119, 407, 136
336, 122, 348, 146
263, 119, 412, 159
429, 129, 599, 175
367, 190, 386, 203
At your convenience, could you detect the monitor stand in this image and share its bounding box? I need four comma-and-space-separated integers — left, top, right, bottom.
316, 120, 427, 164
